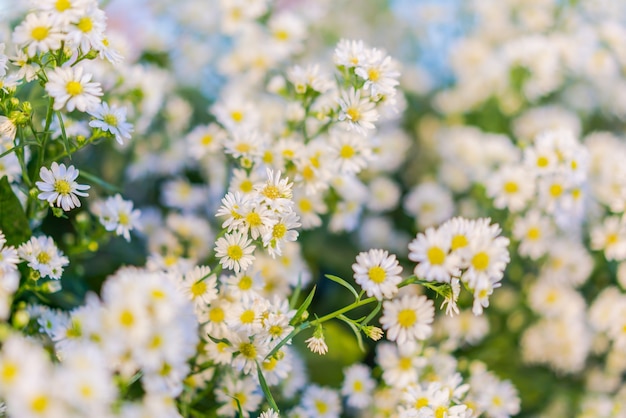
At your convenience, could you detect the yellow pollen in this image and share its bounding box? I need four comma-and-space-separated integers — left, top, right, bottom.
54, 179, 72, 195
399, 357, 412, 370
368, 266, 387, 284
527, 227, 541, 240
55, 0, 71, 11
149, 335, 162, 349
492, 396, 503, 407
339, 144, 356, 159
282, 149, 295, 159
368, 68, 380, 81
201, 135, 213, 145
274, 29, 289, 41
209, 307, 224, 323
315, 400, 329, 414
77, 17, 93, 33
397, 309, 417, 327
415, 397, 429, 408
269, 325, 283, 336
119, 310, 134, 327
217, 341, 228, 352
353, 380, 363, 392
427, 246, 446, 265
163, 254, 177, 266
103, 114, 118, 126
302, 165, 315, 181
571, 160, 577, 170
435, 406, 448, 418
263, 150, 273, 164
118, 212, 129, 226
240, 310, 255, 324
299, 198, 312, 212
231, 110, 244, 122
31, 26, 49, 41
545, 290, 557, 304
232, 392, 246, 408
80, 384, 93, 398
272, 223, 287, 239
37, 252, 51, 264
235, 143, 251, 153
537, 156, 549, 168
240, 179, 253, 193
349, 57, 359, 65
606, 233, 619, 246
1, 363, 17, 383
346, 107, 361, 121
262, 185, 281, 199
549, 183, 563, 197
572, 188, 582, 200
238, 275, 253, 290
472, 252, 489, 270
190, 280, 207, 297
31, 395, 49, 413
503, 181, 518, 194
451, 235, 468, 250
66, 80, 83, 96
239, 342, 256, 359
263, 357, 278, 371
227, 245, 243, 261
246, 212, 262, 227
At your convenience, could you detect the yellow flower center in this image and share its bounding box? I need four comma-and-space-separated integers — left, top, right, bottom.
368, 266, 387, 284
209, 307, 224, 323
31, 395, 49, 413
503, 181, 518, 194
227, 245, 243, 261
80, 384, 93, 398
190, 280, 207, 298
235, 142, 251, 153
55, 0, 71, 11
54, 179, 72, 195
230, 110, 244, 122
103, 113, 118, 127
415, 397, 429, 408
119, 310, 134, 327
238, 275, 253, 290
272, 223, 287, 239
368, 68, 380, 82
451, 235, 468, 250
299, 198, 312, 212
472, 251, 490, 270
77, 17, 93, 33
269, 325, 283, 337
246, 212, 262, 227
66, 81, 83, 96
353, 380, 363, 392
262, 185, 281, 199
274, 29, 289, 41
149, 335, 162, 349
201, 135, 213, 145
399, 357, 412, 370
606, 233, 619, 246
339, 144, 356, 159
537, 156, 549, 167
37, 251, 51, 264
315, 400, 329, 414
527, 227, 541, 240
302, 165, 315, 181
549, 183, 563, 198
397, 309, 417, 327
31, 26, 49, 41
118, 212, 129, 226
239, 342, 256, 359
240, 310, 255, 324
346, 107, 361, 121
1, 363, 17, 383
435, 406, 448, 418
426, 246, 446, 265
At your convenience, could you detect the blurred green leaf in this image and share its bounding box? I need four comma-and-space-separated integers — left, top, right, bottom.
0, 176, 31, 246
325, 274, 359, 301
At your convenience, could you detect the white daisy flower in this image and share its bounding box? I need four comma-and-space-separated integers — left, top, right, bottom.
341, 364, 375, 409
214, 231, 256, 273
36, 162, 90, 211
17, 235, 69, 280
355, 48, 400, 97
337, 88, 378, 135
12, 13, 64, 57
65, 6, 107, 51
45, 65, 102, 112
92, 194, 141, 241
379, 294, 434, 344
328, 130, 373, 175
255, 168, 294, 212
0, 231, 19, 273
180, 265, 218, 307
88, 102, 133, 145
301, 385, 341, 418
352, 248, 403, 300
334, 39, 369, 68
262, 210, 301, 258
409, 227, 460, 283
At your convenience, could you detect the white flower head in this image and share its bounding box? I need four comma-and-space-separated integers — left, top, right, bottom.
379, 294, 434, 344
88, 102, 133, 145
337, 88, 378, 135
45, 65, 102, 112
352, 248, 403, 300
36, 162, 90, 211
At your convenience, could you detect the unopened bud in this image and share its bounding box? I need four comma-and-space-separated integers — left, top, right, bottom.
363, 325, 384, 341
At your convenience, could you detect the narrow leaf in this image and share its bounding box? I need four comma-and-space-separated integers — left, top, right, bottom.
289, 274, 302, 310
360, 301, 382, 326
325, 274, 359, 301
79, 170, 121, 193
337, 314, 365, 352
56, 111, 72, 160
256, 361, 279, 413
290, 285, 316, 326
0, 176, 31, 246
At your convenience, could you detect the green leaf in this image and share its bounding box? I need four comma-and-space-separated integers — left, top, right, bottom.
79, 170, 121, 193
360, 301, 382, 326
289, 274, 303, 310
290, 285, 316, 326
256, 361, 279, 413
55, 111, 72, 160
0, 176, 31, 246
325, 274, 359, 301
337, 314, 365, 352
265, 323, 306, 360
229, 395, 244, 418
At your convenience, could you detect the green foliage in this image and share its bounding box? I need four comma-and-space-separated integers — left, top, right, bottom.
0, 176, 31, 246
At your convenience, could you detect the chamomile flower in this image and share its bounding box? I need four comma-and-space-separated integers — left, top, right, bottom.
12, 13, 64, 57
255, 169, 294, 211
512, 210, 555, 260
180, 265, 218, 308
260, 409, 280, 418
486, 165, 535, 212
337, 88, 378, 135
45, 66, 103, 112
36, 162, 90, 211
92, 194, 141, 241
328, 131, 373, 174
408, 227, 460, 283
262, 210, 301, 257
185, 123, 226, 157
591, 216, 626, 261
65, 6, 107, 51
379, 294, 434, 344
215, 374, 263, 418
301, 385, 341, 418
228, 332, 269, 375
341, 364, 375, 409
18, 235, 69, 280
0, 232, 19, 273
334, 39, 368, 68
355, 48, 400, 97
88, 102, 134, 145
214, 231, 256, 273
352, 249, 403, 300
